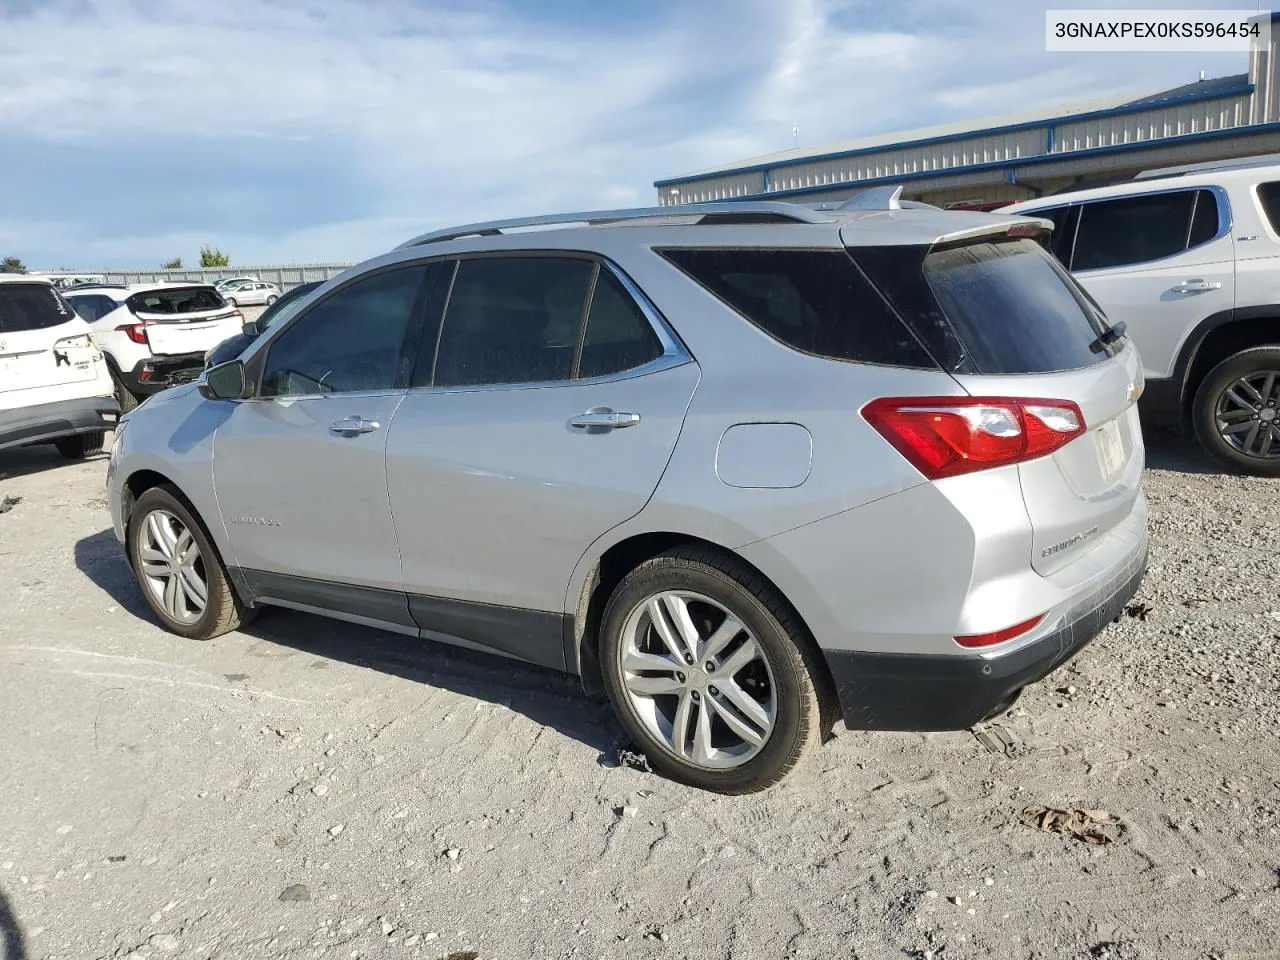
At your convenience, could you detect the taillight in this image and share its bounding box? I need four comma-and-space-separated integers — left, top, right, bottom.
955, 613, 1045, 648
862, 396, 1085, 479
115, 322, 148, 345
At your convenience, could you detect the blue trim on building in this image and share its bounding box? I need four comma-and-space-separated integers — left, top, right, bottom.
653, 82, 1255, 188
693, 121, 1280, 203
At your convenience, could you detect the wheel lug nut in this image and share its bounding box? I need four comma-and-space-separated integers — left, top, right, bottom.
683, 653, 694, 664
676, 672, 686, 684
690, 690, 700, 702
704, 661, 716, 672
709, 686, 719, 697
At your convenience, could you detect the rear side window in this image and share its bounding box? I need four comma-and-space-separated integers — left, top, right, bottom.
657, 248, 936, 368
67, 294, 120, 322
923, 239, 1108, 374
432, 257, 595, 388
1072, 190, 1220, 271
578, 271, 663, 379
126, 286, 227, 315
0, 283, 78, 333
1257, 181, 1280, 235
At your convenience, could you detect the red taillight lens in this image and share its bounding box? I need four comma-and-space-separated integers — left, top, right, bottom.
955, 613, 1045, 648
115, 322, 148, 345
862, 396, 1085, 479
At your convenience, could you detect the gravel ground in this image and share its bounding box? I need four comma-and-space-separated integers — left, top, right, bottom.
1, 422, 1277, 960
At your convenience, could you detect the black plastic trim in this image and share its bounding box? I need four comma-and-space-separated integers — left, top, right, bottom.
235, 568, 415, 628
0, 396, 119, 451
409, 594, 568, 671
824, 547, 1147, 731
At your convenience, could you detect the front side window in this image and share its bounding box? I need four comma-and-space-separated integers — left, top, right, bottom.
259, 265, 428, 397
1072, 190, 1221, 271
432, 257, 595, 388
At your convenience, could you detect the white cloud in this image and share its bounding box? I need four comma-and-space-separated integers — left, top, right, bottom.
0, 0, 1256, 267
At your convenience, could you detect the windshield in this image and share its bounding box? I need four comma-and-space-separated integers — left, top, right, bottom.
0, 282, 79, 333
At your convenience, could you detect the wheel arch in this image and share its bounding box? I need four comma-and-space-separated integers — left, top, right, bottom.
567, 530, 839, 733
1171, 307, 1280, 424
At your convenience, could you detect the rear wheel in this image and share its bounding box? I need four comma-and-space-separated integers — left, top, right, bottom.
127, 486, 252, 640
111, 371, 139, 412
226, 296, 238, 307
266, 294, 278, 305
599, 546, 825, 794
1192, 346, 1280, 477
54, 431, 105, 459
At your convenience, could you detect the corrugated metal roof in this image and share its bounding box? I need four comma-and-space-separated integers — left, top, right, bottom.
1119, 73, 1249, 109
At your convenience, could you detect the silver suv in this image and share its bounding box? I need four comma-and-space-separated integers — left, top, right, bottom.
106, 195, 1149, 793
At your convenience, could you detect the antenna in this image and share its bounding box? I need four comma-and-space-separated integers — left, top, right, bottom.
1199, 69, 1206, 81
792, 123, 799, 149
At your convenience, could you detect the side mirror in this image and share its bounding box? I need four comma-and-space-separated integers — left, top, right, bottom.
241, 319, 259, 337
199, 360, 247, 401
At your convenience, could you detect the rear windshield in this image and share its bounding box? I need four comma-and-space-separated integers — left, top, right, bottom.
0, 282, 78, 333
126, 286, 227, 315
852, 239, 1111, 375
923, 239, 1109, 374
657, 248, 936, 368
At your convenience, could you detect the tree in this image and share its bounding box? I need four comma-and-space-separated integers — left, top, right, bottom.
1, 255, 25, 272
199, 246, 230, 268
161, 256, 183, 270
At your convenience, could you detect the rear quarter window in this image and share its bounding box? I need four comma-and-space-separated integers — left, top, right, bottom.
0, 283, 79, 333
657, 248, 937, 369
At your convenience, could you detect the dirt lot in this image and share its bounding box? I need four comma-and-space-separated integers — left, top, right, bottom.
1, 424, 1278, 960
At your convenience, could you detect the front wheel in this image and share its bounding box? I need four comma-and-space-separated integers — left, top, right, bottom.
599, 546, 825, 793
54, 431, 105, 459
127, 486, 252, 640
266, 294, 278, 305
1192, 346, 1280, 477
226, 296, 238, 307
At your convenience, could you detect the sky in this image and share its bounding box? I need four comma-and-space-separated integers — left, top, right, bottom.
0, 0, 1258, 269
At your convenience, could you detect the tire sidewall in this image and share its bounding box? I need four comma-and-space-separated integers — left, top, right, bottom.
1192, 347, 1280, 476
600, 559, 811, 792
127, 487, 231, 639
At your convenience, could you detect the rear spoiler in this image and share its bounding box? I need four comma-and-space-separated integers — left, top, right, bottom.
931, 216, 1054, 250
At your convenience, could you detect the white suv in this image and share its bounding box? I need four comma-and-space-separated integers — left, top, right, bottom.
1003, 156, 1280, 476
63, 283, 243, 411
0, 273, 118, 459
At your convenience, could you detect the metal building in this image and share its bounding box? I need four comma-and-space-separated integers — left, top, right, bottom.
654, 14, 1280, 209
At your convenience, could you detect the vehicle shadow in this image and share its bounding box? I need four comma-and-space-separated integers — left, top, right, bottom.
1140, 420, 1229, 476
0, 443, 110, 482
0, 888, 26, 960
73, 529, 622, 757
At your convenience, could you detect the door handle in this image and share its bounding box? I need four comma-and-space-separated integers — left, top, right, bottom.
329, 416, 380, 435
1170, 279, 1222, 294
567, 407, 641, 433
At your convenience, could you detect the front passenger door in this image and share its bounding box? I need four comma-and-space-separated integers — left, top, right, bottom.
212, 263, 439, 622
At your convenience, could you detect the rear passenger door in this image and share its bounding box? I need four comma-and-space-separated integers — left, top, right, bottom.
1062, 189, 1235, 380
384, 255, 699, 669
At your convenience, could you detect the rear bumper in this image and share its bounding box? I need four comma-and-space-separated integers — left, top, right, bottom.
0, 396, 120, 451
827, 535, 1148, 731
121, 353, 206, 395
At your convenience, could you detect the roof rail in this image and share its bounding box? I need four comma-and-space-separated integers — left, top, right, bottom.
1135, 152, 1280, 180
395, 201, 836, 248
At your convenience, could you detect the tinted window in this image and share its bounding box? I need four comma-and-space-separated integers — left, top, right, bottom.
432, 257, 594, 387
924, 239, 1108, 374
1188, 190, 1220, 247
260, 265, 427, 397
67, 294, 117, 322
658, 248, 935, 368
1028, 206, 1078, 264
577, 271, 663, 379
1257, 181, 1280, 235
0, 283, 78, 333
127, 286, 227, 315
1073, 192, 1201, 270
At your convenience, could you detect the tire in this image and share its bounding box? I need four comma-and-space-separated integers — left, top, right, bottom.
111, 371, 139, 412
1192, 346, 1280, 477
127, 485, 252, 640
599, 545, 825, 794
266, 295, 278, 305
226, 296, 238, 307
54, 431, 105, 459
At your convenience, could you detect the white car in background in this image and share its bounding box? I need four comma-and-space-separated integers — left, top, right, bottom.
214, 276, 259, 293
0, 273, 119, 459
62, 283, 244, 411
222, 280, 280, 307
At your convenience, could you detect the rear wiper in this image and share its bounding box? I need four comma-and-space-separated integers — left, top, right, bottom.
1089, 320, 1127, 353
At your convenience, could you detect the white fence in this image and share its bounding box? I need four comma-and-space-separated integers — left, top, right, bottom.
62, 262, 357, 293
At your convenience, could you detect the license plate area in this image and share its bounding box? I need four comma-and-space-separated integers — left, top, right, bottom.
1095, 418, 1125, 481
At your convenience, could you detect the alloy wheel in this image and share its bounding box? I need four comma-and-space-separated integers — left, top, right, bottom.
618, 590, 776, 769
1214, 370, 1280, 460
138, 509, 208, 625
